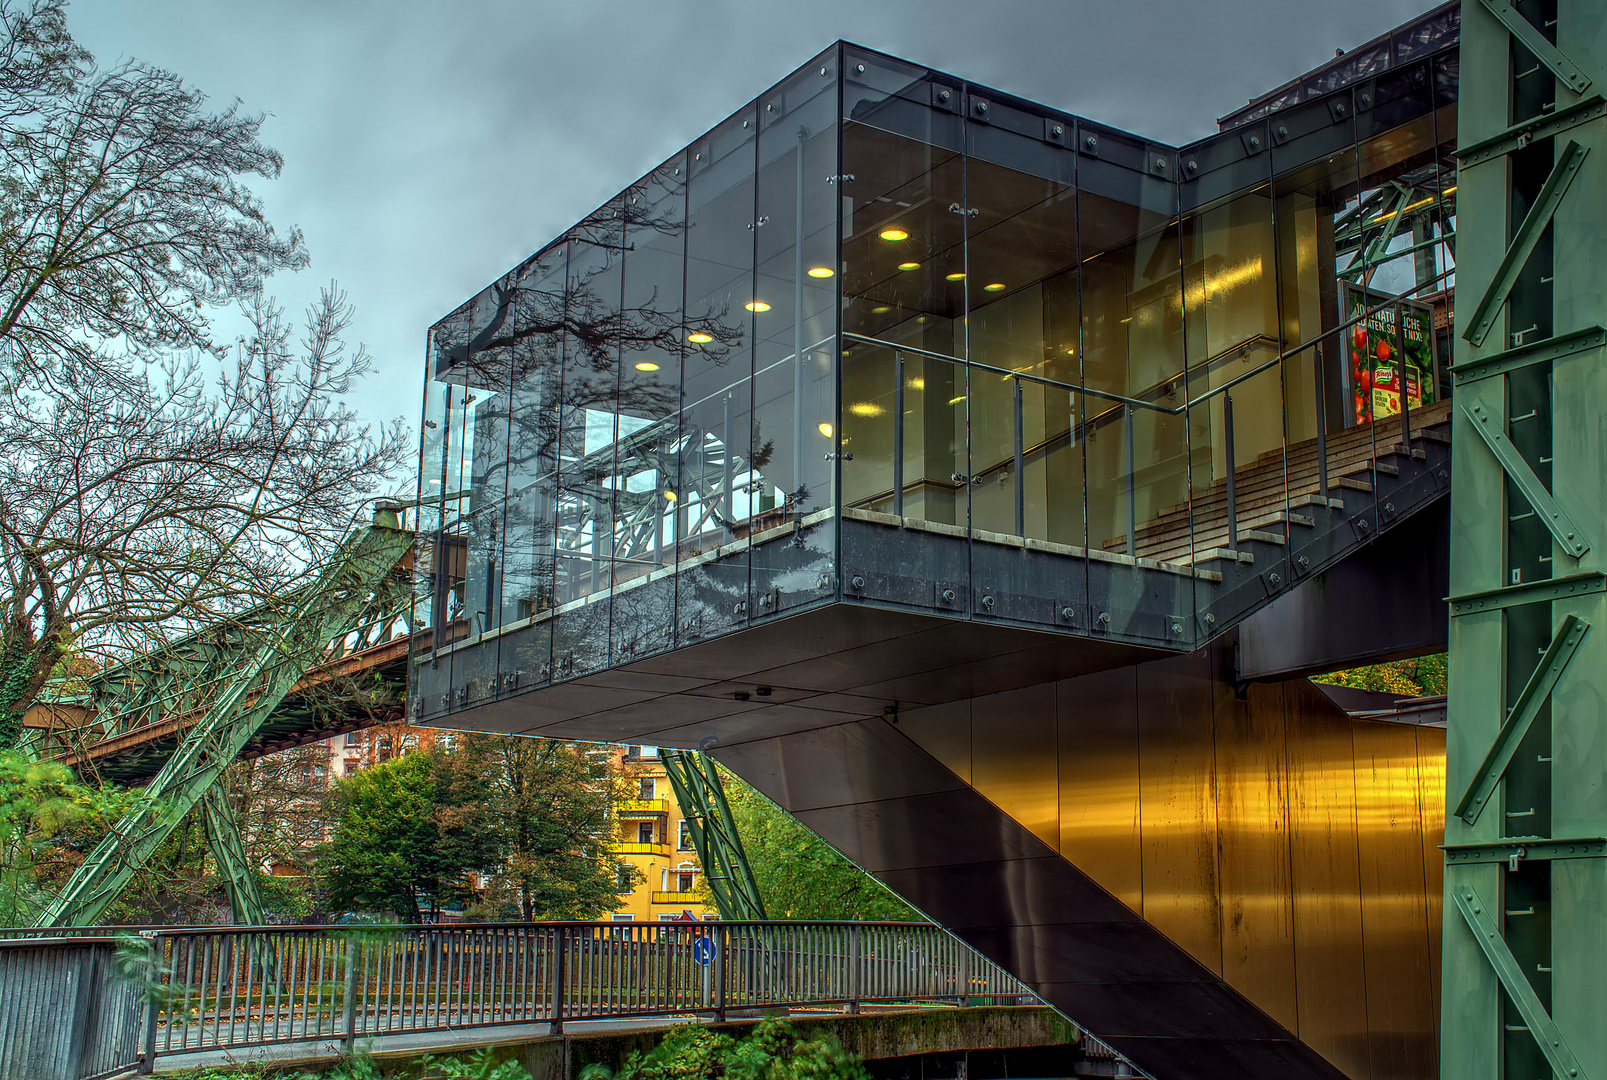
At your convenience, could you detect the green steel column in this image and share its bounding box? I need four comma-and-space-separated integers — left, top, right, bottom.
1445, 1, 1605, 1077
660, 749, 767, 921
201, 785, 267, 927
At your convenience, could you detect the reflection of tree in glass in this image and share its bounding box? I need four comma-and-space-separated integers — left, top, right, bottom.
431, 162, 800, 626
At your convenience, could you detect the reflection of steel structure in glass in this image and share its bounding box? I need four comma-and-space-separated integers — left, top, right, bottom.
1333, 169, 1456, 284
415, 14, 1472, 1079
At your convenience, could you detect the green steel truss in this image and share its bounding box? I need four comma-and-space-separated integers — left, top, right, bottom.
660, 749, 766, 921
1445, 1, 1607, 1077
34, 520, 414, 928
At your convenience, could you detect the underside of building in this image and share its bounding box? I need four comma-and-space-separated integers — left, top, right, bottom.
412, 9, 1467, 1078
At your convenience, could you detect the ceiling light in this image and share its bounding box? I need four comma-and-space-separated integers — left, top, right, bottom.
945, 272, 966, 282
908, 377, 925, 390
984, 282, 1006, 292
879, 227, 910, 242
745, 301, 771, 312
635, 361, 660, 371
948, 395, 967, 405
688, 331, 714, 343
663, 490, 677, 502
849, 403, 886, 417
817, 422, 834, 437
898, 262, 920, 271
808, 266, 835, 278
1064, 348, 1076, 356
871, 305, 891, 314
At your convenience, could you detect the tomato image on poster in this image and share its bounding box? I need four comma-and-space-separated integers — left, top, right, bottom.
1343, 284, 1436, 426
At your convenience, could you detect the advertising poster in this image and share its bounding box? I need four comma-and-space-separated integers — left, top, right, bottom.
1343, 283, 1436, 425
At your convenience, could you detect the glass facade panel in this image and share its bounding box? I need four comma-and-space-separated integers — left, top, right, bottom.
415, 34, 1458, 714
680, 105, 757, 643
610, 157, 686, 665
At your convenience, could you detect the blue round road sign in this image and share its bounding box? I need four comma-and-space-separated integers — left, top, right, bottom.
691, 936, 716, 966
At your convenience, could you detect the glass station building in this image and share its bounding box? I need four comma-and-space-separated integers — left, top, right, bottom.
412, 11, 1459, 727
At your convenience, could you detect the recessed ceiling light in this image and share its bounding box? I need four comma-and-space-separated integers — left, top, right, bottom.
984, 282, 1006, 292
849, 403, 886, 417
945, 272, 966, 282
817, 422, 834, 437
808, 266, 835, 278
687, 331, 714, 343
879, 227, 910, 242
871, 305, 891, 314
635, 361, 660, 371
948, 395, 967, 405
745, 300, 771, 312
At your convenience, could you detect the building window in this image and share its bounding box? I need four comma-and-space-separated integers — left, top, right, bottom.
658, 914, 682, 921
638, 778, 655, 800
678, 870, 695, 893
344, 731, 360, 747
678, 821, 693, 850
611, 914, 634, 922
625, 745, 641, 760
616, 864, 633, 894
637, 822, 655, 845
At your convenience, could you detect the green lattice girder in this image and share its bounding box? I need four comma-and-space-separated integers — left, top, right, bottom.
35, 522, 413, 928
660, 748, 766, 921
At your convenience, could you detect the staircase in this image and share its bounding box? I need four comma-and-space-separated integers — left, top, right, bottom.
1107, 400, 1453, 571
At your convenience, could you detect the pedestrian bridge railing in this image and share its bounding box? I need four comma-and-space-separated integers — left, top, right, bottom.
0, 921, 1038, 1071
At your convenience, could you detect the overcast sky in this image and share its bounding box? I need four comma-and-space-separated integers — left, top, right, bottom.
65, 0, 1433, 452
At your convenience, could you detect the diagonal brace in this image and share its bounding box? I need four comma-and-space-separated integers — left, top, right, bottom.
1451, 883, 1591, 1080
1456, 614, 1588, 824
1477, 0, 1593, 95
201, 786, 266, 926
1462, 400, 1590, 557
1465, 140, 1589, 347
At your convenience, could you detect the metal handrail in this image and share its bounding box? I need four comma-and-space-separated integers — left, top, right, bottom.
0, 921, 1037, 1070
844, 264, 1454, 418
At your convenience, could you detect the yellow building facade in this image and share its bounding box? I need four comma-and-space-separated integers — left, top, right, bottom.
608, 745, 716, 923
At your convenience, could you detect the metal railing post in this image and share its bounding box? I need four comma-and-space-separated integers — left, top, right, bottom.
1395, 303, 1411, 452
341, 936, 358, 1050
1313, 350, 1329, 499
715, 924, 728, 1022
551, 927, 566, 1036
1013, 378, 1025, 537
1224, 393, 1238, 551
1123, 405, 1136, 558
848, 924, 861, 1015
893, 352, 905, 517
138, 935, 160, 1074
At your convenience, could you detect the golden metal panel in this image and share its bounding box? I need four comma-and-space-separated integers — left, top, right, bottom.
1215, 675, 1298, 1033
1351, 719, 1436, 1080
972, 683, 1060, 851
1414, 724, 1445, 1034
1135, 654, 1222, 976
1057, 667, 1143, 914
1284, 685, 1371, 1080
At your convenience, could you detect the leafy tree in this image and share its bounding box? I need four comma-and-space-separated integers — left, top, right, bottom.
578, 1018, 870, 1080
448, 735, 632, 921
318, 750, 499, 922
0, 747, 132, 924
724, 772, 918, 922
1314, 653, 1447, 697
